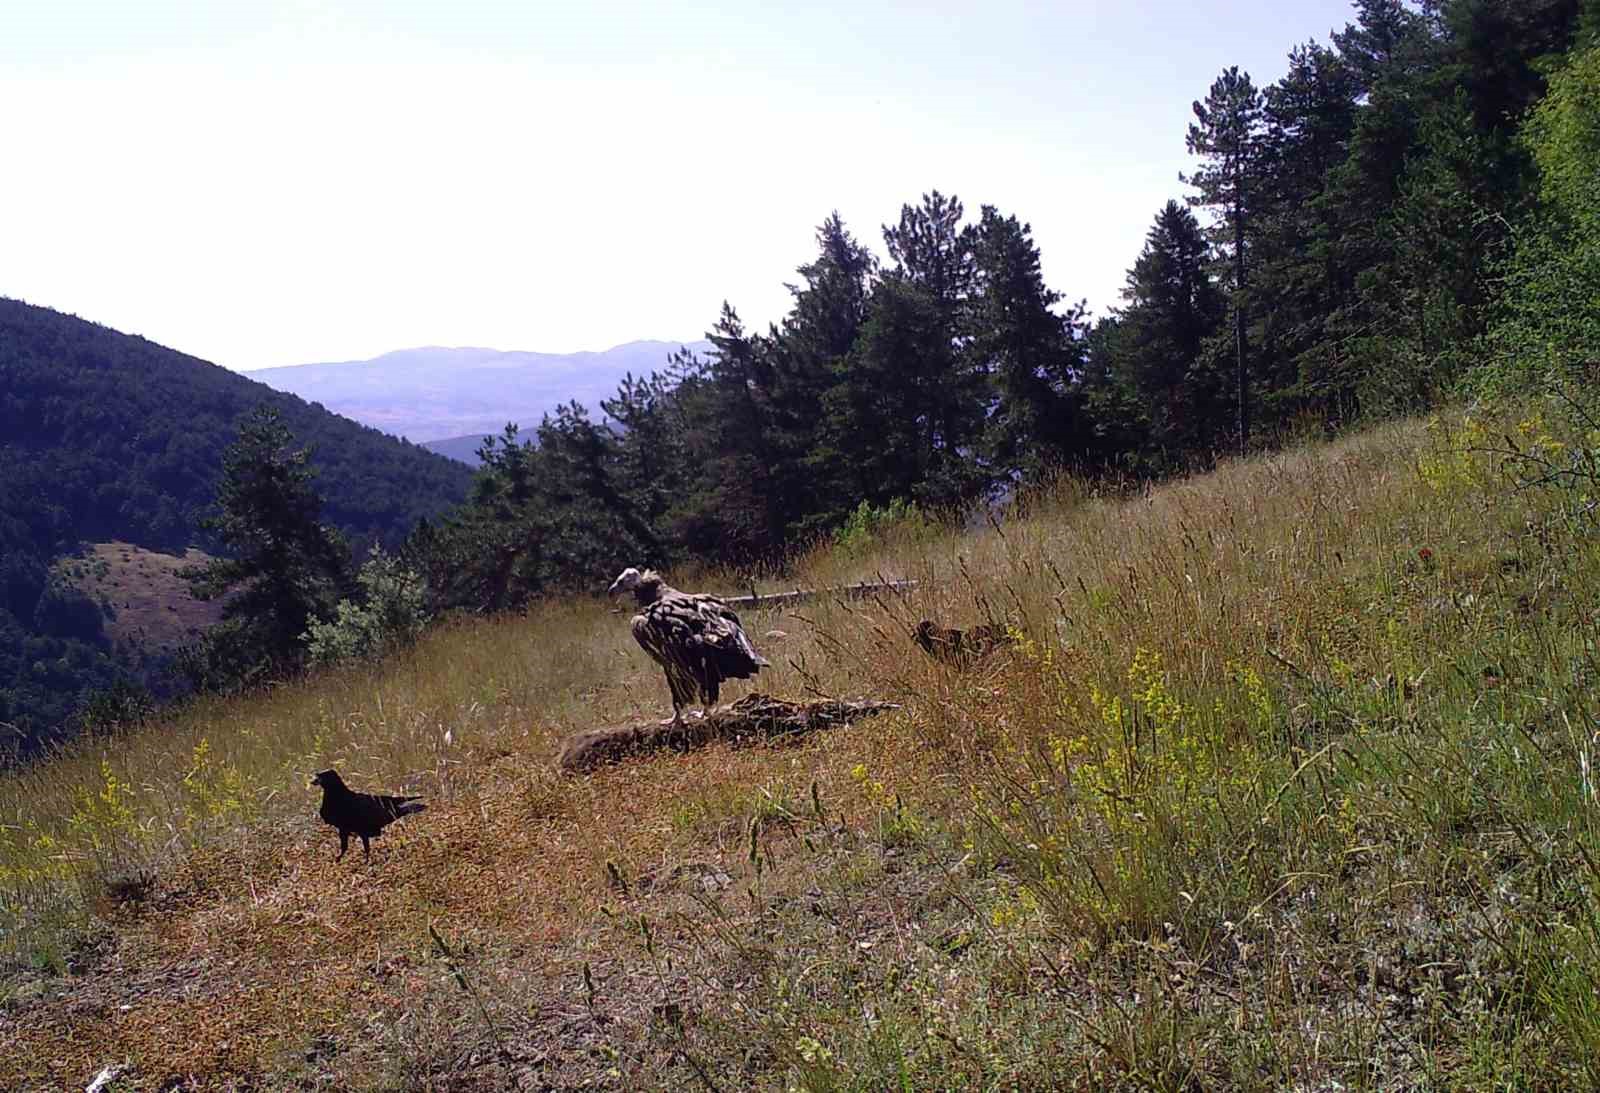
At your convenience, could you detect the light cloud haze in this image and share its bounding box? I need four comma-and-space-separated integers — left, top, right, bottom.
3, 0, 1359, 371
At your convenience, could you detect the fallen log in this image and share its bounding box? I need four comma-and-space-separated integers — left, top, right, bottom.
557, 692, 900, 773
718, 578, 918, 612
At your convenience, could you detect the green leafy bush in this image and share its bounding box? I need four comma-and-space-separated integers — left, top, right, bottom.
303, 547, 430, 668
1480, 44, 1600, 393
832, 498, 929, 558
77, 679, 155, 737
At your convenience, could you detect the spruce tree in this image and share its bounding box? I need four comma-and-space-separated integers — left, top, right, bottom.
812, 275, 947, 517
972, 206, 1084, 481
182, 406, 351, 688
764, 216, 876, 538
601, 369, 689, 538
1255, 43, 1360, 422
1115, 201, 1227, 461
1184, 67, 1266, 453
878, 192, 988, 507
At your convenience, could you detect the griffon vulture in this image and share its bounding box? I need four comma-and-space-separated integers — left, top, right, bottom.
609, 567, 770, 726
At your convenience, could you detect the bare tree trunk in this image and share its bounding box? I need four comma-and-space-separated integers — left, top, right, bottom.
1234, 181, 1250, 456
717, 578, 917, 612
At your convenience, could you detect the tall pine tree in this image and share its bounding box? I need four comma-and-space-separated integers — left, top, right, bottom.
878, 192, 988, 507
1114, 201, 1227, 463
972, 206, 1085, 481
1185, 67, 1266, 452
1255, 42, 1361, 423
182, 406, 351, 688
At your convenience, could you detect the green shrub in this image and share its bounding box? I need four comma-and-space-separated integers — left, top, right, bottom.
303, 547, 430, 668
77, 678, 155, 737
832, 498, 930, 558
1478, 44, 1600, 394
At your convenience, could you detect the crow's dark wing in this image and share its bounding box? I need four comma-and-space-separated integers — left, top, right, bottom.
358, 792, 426, 830
371, 793, 426, 818
327, 791, 425, 836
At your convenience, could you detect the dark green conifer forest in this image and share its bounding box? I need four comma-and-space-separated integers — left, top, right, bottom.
419, 0, 1599, 610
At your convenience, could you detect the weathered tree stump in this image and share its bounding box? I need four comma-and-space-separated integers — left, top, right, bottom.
557, 692, 900, 773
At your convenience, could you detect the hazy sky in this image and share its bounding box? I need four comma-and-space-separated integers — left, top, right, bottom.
4, 1, 1360, 371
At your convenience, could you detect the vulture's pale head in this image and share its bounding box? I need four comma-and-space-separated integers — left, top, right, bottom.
608, 567, 644, 596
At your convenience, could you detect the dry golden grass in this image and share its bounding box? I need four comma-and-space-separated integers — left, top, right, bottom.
5, 404, 1600, 1089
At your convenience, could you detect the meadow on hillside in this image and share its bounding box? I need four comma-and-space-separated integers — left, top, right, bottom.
4, 401, 1600, 1089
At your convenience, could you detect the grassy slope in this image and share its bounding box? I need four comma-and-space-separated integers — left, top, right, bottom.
4, 406, 1600, 1090
53, 542, 226, 662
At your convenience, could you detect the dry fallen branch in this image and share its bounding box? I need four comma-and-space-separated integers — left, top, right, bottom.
717, 579, 918, 612
557, 693, 900, 773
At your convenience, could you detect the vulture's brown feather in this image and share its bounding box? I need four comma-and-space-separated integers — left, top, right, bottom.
610, 567, 770, 726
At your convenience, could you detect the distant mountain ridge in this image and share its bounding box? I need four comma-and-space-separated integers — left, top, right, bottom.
247, 340, 712, 449
420, 434, 500, 466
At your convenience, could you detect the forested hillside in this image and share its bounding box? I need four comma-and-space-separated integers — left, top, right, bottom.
5, 1, 1600, 1085
7, 0, 1598, 756
420, 0, 1599, 612
0, 299, 475, 752
0, 299, 474, 554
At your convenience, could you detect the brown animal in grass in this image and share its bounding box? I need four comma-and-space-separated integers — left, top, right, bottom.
310, 768, 426, 862
912, 619, 1016, 666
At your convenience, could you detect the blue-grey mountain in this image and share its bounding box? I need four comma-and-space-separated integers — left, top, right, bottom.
247, 341, 712, 451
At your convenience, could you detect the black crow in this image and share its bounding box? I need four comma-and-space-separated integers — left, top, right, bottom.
310, 768, 427, 862
609, 567, 770, 726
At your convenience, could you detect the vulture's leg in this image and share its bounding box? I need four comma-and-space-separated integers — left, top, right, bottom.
336, 830, 349, 861
662, 664, 690, 726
